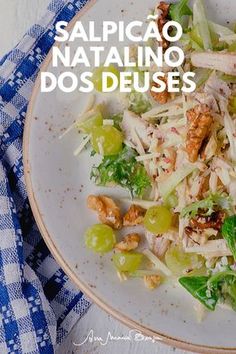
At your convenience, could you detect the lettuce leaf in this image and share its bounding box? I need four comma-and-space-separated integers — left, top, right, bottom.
193, 0, 212, 50
181, 193, 233, 218
222, 215, 236, 261
208, 270, 236, 311
180, 270, 236, 311
179, 276, 218, 310
169, 0, 192, 28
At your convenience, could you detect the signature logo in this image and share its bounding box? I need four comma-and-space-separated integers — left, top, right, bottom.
73, 329, 162, 347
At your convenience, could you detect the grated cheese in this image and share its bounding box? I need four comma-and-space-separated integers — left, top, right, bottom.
141, 97, 183, 120
121, 198, 159, 209
209, 171, 218, 193
143, 249, 172, 276
162, 134, 183, 148
220, 101, 236, 162
131, 128, 145, 155
215, 167, 231, 187
159, 117, 186, 130
117, 271, 128, 282
59, 94, 95, 139
97, 141, 104, 156
171, 52, 185, 80
135, 152, 160, 162
124, 139, 136, 149
59, 121, 77, 140
185, 239, 232, 257
103, 119, 114, 126
73, 134, 91, 156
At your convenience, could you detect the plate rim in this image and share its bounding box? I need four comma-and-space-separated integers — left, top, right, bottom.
23, 1, 236, 352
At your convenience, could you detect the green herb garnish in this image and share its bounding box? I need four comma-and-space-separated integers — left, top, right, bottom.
91, 146, 151, 197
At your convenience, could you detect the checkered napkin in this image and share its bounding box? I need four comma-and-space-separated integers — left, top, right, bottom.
0, 1, 92, 353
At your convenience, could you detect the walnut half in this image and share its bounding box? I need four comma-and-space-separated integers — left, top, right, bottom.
150, 76, 170, 105
115, 233, 141, 251
156, 2, 170, 50
123, 204, 146, 226
189, 210, 225, 231
87, 195, 122, 229
186, 104, 213, 163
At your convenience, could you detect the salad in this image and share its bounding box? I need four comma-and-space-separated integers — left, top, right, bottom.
63, 0, 236, 318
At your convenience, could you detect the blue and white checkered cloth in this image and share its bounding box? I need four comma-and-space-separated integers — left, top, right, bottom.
0, 1, 92, 353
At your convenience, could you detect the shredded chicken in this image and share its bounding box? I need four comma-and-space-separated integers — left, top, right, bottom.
121, 110, 150, 148
200, 134, 217, 161
145, 230, 171, 258
87, 195, 122, 229
162, 147, 176, 173
123, 204, 146, 226
185, 227, 209, 246
204, 73, 231, 99
194, 92, 219, 113
186, 104, 213, 162
191, 51, 236, 76
197, 174, 210, 199
144, 274, 162, 290
115, 233, 141, 251
153, 236, 171, 258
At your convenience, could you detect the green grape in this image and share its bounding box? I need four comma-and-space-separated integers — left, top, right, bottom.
144, 206, 172, 234
85, 224, 116, 253
112, 252, 143, 272
91, 126, 123, 156
92, 65, 120, 92
77, 111, 103, 133
165, 245, 206, 277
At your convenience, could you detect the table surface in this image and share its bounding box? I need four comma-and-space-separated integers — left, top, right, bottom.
0, 1, 191, 353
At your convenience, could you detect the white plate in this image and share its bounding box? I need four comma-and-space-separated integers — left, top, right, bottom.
24, 1, 236, 352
